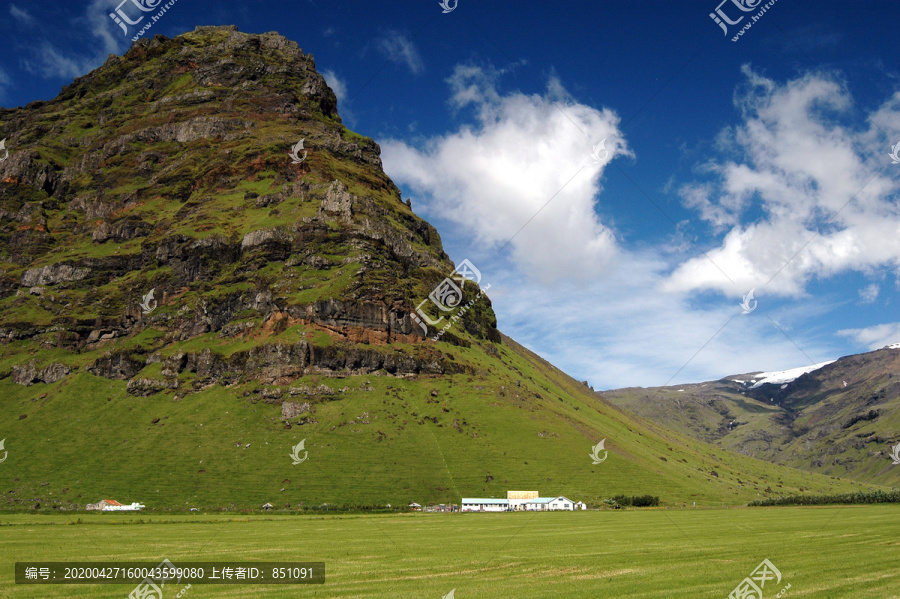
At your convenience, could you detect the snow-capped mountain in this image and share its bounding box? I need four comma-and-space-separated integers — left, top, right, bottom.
601, 344, 900, 484
731, 361, 836, 389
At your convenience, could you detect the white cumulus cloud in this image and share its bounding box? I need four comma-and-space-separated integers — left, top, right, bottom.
666, 66, 900, 298
381, 64, 897, 387
382, 65, 630, 283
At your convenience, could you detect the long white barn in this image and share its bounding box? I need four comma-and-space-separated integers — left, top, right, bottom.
460, 498, 509, 512
461, 495, 584, 512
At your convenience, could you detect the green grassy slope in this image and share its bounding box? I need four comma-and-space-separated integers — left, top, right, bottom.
0, 334, 876, 511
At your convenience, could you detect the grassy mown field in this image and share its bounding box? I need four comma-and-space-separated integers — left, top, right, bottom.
3, 505, 899, 598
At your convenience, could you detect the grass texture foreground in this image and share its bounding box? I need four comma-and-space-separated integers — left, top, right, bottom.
2, 505, 899, 598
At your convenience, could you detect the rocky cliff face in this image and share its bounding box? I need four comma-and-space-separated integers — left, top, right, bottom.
0, 26, 498, 397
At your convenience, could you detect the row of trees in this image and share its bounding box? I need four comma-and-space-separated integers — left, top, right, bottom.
607, 495, 661, 507
749, 490, 900, 506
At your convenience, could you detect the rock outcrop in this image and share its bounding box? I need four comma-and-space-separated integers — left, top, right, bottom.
12, 362, 71, 386
20, 265, 90, 287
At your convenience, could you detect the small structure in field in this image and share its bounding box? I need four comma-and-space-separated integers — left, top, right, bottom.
86, 499, 145, 511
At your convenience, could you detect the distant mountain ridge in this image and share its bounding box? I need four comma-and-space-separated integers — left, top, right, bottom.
602, 345, 900, 486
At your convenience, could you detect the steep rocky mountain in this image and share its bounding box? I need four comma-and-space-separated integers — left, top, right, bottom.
0, 26, 873, 511
0, 26, 498, 373
602, 345, 900, 486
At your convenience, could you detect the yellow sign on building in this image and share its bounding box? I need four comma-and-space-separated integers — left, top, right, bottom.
507, 491, 539, 500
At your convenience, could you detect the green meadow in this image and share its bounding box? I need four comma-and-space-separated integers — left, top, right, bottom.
3, 505, 898, 598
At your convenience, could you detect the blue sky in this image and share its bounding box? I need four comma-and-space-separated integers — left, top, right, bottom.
2, 1, 899, 389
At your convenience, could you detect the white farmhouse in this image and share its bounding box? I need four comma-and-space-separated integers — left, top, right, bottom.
522, 496, 577, 511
